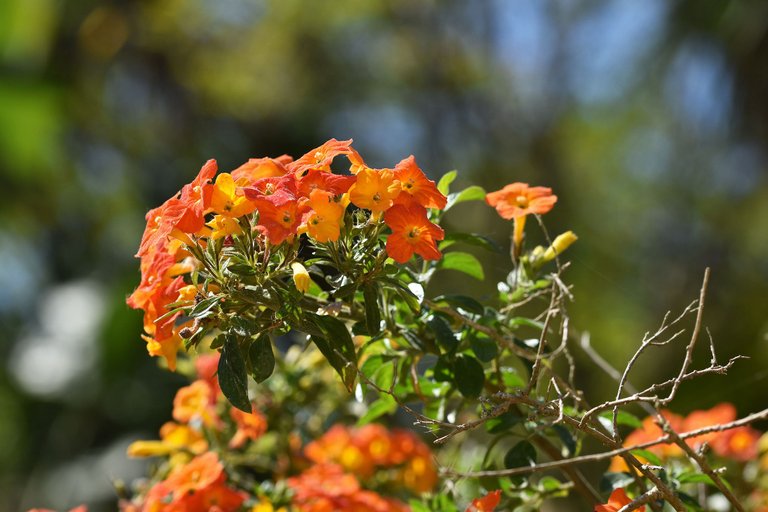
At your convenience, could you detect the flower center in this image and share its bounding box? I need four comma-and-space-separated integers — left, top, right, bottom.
515, 195, 529, 208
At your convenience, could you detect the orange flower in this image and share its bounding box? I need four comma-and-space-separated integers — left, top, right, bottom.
384, 204, 444, 263
135, 198, 187, 258
348, 168, 401, 213
288, 138, 353, 176
595, 488, 644, 512
298, 189, 345, 243
465, 490, 502, 512
172, 380, 219, 428
162, 451, 224, 500
209, 173, 256, 218
485, 182, 557, 220
682, 403, 736, 450
608, 410, 684, 472
287, 464, 408, 512
195, 352, 221, 397
231, 155, 292, 184
711, 426, 760, 461
229, 406, 268, 449
392, 155, 446, 210
175, 159, 217, 233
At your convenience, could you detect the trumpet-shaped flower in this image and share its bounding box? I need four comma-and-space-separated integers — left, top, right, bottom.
252, 193, 302, 245
465, 490, 502, 512
231, 155, 292, 184
485, 182, 557, 220
384, 204, 444, 263
349, 168, 401, 213
595, 488, 644, 512
175, 159, 217, 233
392, 155, 446, 210
229, 406, 268, 449
295, 168, 356, 198
209, 173, 256, 217
288, 138, 353, 176
299, 189, 345, 243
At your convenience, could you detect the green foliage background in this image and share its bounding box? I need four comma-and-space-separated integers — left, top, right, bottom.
1, 0, 766, 510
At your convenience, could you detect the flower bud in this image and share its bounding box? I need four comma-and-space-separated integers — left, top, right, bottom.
291, 262, 311, 293
543, 231, 578, 261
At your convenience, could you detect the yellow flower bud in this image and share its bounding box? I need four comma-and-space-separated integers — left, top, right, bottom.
543, 231, 578, 261
291, 262, 311, 293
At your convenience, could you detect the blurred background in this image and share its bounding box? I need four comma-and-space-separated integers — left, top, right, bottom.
1, 0, 767, 509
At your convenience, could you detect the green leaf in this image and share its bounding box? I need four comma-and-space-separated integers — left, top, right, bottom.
357, 395, 397, 425
408, 500, 431, 512
677, 472, 731, 490
470, 333, 498, 362
552, 424, 577, 456
437, 252, 485, 280
501, 368, 525, 389
432, 294, 485, 315
309, 314, 357, 391
504, 440, 537, 469
433, 355, 454, 383
630, 449, 663, 466
363, 283, 382, 335
437, 170, 457, 196
218, 335, 251, 412
247, 335, 275, 383
427, 315, 458, 353
598, 410, 642, 429
445, 185, 487, 210
539, 476, 562, 492
189, 294, 223, 318
454, 354, 485, 398
360, 355, 395, 389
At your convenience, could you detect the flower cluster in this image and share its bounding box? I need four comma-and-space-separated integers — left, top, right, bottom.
127, 139, 446, 370
302, 424, 438, 494
609, 402, 761, 472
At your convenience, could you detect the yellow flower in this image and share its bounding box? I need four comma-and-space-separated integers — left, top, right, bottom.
543, 231, 578, 261
291, 262, 311, 293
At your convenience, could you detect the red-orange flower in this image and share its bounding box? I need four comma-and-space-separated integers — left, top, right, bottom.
288, 138, 353, 176
608, 410, 684, 473
231, 155, 292, 184
287, 464, 408, 512
682, 403, 759, 461
251, 192, 303, 245
295, 168, 356, 198
392, 155, 446, 210
465, 490, 502, 512
162, 451, 224, 501
485, 182, 557, 220
229, 406, 268, 449
175, 159, 217, 233
384, 204, 444, 263
595, 488, 644, 512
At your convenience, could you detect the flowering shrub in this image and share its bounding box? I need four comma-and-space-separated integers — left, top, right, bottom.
31, 139, 768, 511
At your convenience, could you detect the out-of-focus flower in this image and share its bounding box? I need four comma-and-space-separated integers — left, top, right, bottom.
287, 463, 408, 512
465, 490, 502, 512
143, 452, 246, 512
485, 183, 557, 220
229, 406, 268, 449
384, 204, 444, 263
595, 488, 644, 512
127, 421, 208, 457
173, 380, 219, 428
608, 411, 684, 473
